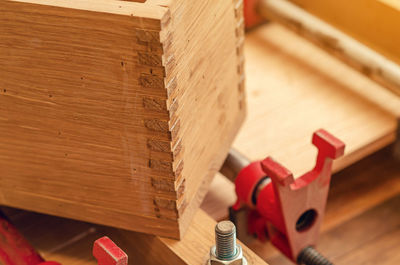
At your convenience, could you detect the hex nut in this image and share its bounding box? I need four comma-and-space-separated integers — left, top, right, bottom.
208, 245, 248, 265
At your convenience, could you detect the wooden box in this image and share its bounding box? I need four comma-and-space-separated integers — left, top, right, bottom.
0, 0, 245, 239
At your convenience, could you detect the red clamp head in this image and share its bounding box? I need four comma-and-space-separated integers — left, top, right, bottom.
261, 129, 345, 260
244, 0, 265, 29
93, 237, 128, 265
233, 129, 345, 261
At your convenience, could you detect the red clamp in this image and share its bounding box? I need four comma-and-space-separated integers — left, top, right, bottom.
233, 129, 345, 261
93, 237, 128, 265
0, 216, 61, 265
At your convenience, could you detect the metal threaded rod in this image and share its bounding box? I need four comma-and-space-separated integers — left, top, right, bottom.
297, 246, 333, 265
215, 221, 237, 260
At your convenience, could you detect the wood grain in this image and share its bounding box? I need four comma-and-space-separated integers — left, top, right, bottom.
202, 21, 400, 232
0, 0, 245, 239
258, 0, 400, 97
233, 23, 398, 177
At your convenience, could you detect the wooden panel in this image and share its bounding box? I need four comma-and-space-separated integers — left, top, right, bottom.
257, 0, 400, 97
202, 23, 400, 220
233, 23, 399, 177
0, 0, 245, 239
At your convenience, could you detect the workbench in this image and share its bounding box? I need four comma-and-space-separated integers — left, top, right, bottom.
4, 23, 399, 264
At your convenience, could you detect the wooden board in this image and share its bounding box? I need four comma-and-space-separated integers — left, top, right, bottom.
0, 0, 245, 239
233, 23, 399, 177
202, 22, 399, 220
257, 0, 400, 97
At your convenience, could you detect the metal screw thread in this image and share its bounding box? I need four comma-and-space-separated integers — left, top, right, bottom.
297, 246, 333, 265
215, 221, 237, 260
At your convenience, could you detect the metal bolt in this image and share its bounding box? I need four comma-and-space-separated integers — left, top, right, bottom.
209, 221, 247, 265
297, 246, 333, 265
215, 221, 237, 259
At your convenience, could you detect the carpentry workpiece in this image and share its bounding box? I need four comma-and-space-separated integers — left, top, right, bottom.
0, 0, 245, 239
0, 18, 399, 264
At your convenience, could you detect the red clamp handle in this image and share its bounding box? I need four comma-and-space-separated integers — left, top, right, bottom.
93, 237, 128, 265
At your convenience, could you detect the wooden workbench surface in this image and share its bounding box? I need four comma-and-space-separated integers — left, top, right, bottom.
4, 23, 400, 264
234, 23, 399, 177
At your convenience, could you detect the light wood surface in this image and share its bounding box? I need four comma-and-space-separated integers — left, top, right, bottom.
202, 22, 399, 220
258, 0, 400, 96
0, 0, 245, 239
233, 23, 399, 177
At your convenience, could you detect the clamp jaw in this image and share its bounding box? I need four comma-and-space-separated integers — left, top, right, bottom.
230, 129, 345, 262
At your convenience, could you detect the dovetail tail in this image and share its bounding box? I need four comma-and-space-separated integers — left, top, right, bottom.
136, 29, 159, 43
176, 178, 186, 199
168, 97, 179, 118
147, 139, 171, 152
149, 159, 173, 172
170, 119, 181, 142
153, 197, 177, 211
236, 18, 245, 38
234, 0, 244, 10
166, 76, 178, 97
151, 177, 175, 192
239, 98, 245, 110
143, 97, 167, 111
172, 138, 184, 160
163, 54, 175, 77
174, 159, 184, 177
236, 42, 244, 56
139, 73, 164, 89
138, 52, 162, 67
161, 9, 171, 28
162, 32, 173, 56
144, 119, 169, 132
237, 36, 245, 47
238, 74, 245, 93
177, 198, 188, 216
153, 197, 179, 220
237, 57, 245, 75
